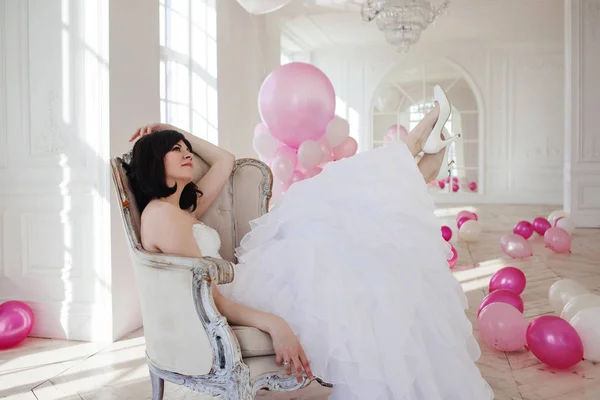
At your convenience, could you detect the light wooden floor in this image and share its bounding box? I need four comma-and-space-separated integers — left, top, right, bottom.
1, 205, 599, 400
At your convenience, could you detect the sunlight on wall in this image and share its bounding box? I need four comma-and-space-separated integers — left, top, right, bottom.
160, 0, 218, 144
79, 0, 111, 340
59, 154, 73, 332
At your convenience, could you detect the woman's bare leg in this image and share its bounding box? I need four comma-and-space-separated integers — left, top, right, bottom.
402, 103, 441, 157
417, 141, 447, 182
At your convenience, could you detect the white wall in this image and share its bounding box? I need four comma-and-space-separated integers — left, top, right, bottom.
564, 0, 600, 228
217, 0, 281, 159
0, 0, 113, 341
0, 0, 162, 342
311, 38, 565, 205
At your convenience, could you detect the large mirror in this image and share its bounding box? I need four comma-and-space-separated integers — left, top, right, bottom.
370, 58, 482, 196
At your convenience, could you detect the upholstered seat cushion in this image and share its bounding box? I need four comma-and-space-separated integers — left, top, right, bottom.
232, 326, 275, 358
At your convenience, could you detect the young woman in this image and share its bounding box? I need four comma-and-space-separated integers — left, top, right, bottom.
125, 86, 494, 400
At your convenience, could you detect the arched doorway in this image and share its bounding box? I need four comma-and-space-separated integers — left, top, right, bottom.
370, 58, 483, 197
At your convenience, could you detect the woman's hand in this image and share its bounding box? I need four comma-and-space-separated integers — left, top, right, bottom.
129, 123, 174, 142
268, 317, 314, 383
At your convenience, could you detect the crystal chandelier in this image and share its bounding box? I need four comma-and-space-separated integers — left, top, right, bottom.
361, 0, 450, 53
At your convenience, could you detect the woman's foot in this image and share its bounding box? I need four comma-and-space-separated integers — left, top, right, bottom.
402, 103, 441, 157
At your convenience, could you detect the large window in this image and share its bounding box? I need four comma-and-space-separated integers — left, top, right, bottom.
159, 0, 218, 144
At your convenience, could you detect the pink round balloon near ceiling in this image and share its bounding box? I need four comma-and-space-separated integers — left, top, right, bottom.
258, 62, 336, 149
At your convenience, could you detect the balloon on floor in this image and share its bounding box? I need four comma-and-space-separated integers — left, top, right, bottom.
500, 233, 533, 259
489, 267, 527, 295
526, 316, 583, 369
0, 301, 34, 350
254, 62, 358, 202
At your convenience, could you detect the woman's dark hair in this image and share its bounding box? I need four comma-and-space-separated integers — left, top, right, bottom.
123, 130, 202, 213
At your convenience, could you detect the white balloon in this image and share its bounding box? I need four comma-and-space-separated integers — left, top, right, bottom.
561, 293, 600, 322
570, 306, 600, 362
458, 220, 481, 242
374, 87, 401, 113
548, 279, 590, 315
236, 0, 293, 15
325, 116, 350, 148
555, 217, 575, 235
548, 209, 568, 225
297, 140, 322, 170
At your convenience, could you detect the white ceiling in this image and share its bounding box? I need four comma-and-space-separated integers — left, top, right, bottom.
272, 0, 564, 52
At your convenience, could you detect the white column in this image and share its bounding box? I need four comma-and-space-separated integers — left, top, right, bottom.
564, 0, 600, 228
108, 0, 160, 340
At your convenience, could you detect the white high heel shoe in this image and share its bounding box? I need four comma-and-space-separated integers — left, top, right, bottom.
422, 85, 461, 154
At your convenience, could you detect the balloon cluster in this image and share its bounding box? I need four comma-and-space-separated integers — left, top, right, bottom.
501, 209, 574, 259
479, 274, 600, 369
253, 62, 358, 203
441, 210, 482, 269
549, 279, 600, 364
0, 301, 34, 349
436, 176, 478, 192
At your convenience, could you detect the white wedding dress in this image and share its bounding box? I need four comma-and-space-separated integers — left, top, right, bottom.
193, 141, 494, 400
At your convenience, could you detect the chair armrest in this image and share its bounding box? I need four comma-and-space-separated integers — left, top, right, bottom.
135, 251, 235, 285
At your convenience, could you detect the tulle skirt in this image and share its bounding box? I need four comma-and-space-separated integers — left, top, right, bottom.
219, 142, 494, 400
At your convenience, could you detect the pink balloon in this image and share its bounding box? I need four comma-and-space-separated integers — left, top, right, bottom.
489, 267, 527, 295
526, 315, 583, 369
468, 181, 478, 191
532, 217, 551, 236
441, 226, 452, 241
271, 146, 298, 185
385, 124, 398, 138
500, 233, 533, 259
452, 177, 459, 183
544, 227, 572, 253
457, 216, 471, 230
0, 301, 34, 349
513, 220, 534, 239
290, 170, 305, 186
258, 62, 335, 149
296, 139, 322, 170
478, 289, 524, 317
333, 137, 358, 160
398, 125, 408, 137
478, 302, 527, 352
304, 166, 322, 179
276, 145, 298, 169
456, 210, 478, 222
452, 183, 459, 192
252, 123, 279, 162
318, 139, 334, 164
438, 180, 446, 189
447, 245, 458, 269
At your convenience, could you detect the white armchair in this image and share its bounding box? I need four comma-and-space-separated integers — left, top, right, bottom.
110, 152, 331, 399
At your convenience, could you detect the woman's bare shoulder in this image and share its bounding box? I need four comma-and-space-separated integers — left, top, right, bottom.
140, 200, 196, 252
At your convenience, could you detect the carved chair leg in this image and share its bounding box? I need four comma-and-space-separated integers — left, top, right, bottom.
149, 367, 165, 400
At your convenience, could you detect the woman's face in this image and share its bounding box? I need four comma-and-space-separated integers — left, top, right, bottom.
164, 140, 194, 186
